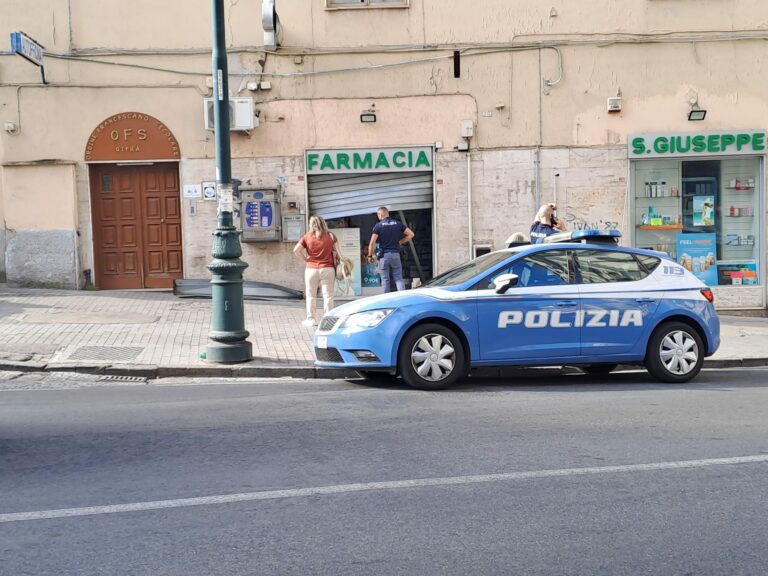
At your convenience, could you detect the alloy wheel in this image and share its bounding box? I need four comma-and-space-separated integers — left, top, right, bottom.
410, 333, 456, 382
659, 330, 699, 375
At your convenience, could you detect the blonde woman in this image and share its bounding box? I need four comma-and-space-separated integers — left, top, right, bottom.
293, 215, 339, 326
530, 203, 566, 244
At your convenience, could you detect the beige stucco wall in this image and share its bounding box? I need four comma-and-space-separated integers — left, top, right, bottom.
1, 0, 767, 305
2, 164, 77, 229
1, 163, 78, 287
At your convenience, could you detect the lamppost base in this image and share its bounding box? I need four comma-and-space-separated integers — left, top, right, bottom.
205, 340, 253, 363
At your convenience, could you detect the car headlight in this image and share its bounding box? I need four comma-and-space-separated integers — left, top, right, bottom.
342, 309, 394, 329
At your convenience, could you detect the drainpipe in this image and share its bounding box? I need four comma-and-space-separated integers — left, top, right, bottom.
467, 148, 473, 259
534, 147, 541, 210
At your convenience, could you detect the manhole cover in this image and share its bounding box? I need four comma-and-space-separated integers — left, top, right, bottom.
68, 346, 144, 361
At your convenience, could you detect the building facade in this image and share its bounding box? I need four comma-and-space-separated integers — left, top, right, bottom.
1, 0, 767, 308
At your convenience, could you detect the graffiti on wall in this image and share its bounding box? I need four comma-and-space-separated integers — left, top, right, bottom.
563, 214, 620, 231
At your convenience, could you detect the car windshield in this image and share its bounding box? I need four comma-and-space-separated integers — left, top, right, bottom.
422, 251, 514, 288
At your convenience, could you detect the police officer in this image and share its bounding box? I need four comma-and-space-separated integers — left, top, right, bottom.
530, 203, 566, 244
367, 207, 415, 292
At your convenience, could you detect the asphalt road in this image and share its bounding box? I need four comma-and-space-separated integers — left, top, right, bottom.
2, 368, 768, 576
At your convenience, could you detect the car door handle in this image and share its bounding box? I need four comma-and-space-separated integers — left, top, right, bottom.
556, 300, 577, 307
635, 297, 657, 303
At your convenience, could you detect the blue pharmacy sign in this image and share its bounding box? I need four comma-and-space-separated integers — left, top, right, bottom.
676, 233, 717, 286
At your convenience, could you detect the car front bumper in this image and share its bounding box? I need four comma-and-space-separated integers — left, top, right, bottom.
313, 311, 405, 370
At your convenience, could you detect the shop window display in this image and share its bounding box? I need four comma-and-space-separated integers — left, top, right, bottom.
633, 157, 761, 287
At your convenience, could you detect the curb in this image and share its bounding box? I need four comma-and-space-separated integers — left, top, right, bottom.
0, 358, 765, 380
0, 360, 359, 380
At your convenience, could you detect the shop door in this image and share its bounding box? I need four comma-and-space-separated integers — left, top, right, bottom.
90, 163, 183, 289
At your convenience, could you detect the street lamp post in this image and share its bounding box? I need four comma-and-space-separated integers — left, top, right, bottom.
205, 0, 252, 363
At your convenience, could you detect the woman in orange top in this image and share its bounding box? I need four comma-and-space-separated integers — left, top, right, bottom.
293, 215, 339, 326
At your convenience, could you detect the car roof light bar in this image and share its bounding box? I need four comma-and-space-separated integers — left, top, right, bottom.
543, 229, 622, 244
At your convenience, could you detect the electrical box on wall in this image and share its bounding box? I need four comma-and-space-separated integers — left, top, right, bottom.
607, 97, 622, 113
241, 188, 281, 242
203, 98, 256, 131
460, 119, 475, 138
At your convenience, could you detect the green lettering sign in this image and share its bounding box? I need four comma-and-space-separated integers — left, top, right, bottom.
736, 133, 752, 151
353, 153, 372, 170
374, 152, 390, 169
707, 134, 720, 153
320, 154, 335, 170
306, 147, 433, 173
415, 151, 431, 168
336, 153, 351, 170
630, 131, 767, 158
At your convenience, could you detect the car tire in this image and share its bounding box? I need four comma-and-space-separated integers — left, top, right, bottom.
398, 323, 467, 390
581, 364, 618, 375
355, 370, 394, 383
645, 321, 704, 383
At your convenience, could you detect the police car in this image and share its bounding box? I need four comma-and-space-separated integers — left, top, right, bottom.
314, 230, 720, 390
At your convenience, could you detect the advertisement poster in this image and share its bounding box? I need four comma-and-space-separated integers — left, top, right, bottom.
692, 195, 715, 226
717, 262, 758, 286
676, 233, 717, 285
362, 262, 381, 288
334, 228, 362, 298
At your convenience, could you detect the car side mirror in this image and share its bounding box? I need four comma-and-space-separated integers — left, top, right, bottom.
493, 273, 519, 294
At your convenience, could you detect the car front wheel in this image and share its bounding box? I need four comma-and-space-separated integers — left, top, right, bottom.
398, 323, 466, 390
645, 321, 704, 383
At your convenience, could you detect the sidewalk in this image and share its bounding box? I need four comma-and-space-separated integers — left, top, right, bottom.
0, 284, 766, 380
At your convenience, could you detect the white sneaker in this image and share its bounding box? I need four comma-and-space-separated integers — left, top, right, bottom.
301, 318, 317, 327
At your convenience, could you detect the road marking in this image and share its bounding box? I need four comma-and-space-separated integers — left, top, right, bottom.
2, 454, 767, 523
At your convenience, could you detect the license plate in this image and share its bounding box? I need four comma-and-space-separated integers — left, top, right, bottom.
316, 336, 328, 349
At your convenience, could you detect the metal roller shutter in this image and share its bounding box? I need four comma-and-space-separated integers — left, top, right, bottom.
308, 171, 433, 219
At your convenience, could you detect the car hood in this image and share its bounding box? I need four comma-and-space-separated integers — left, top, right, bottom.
328, 287, 459, 317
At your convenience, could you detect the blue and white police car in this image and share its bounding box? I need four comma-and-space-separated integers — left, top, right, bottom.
314, 230, 720, 390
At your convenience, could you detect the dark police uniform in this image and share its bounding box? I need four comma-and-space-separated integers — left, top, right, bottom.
372, 216, 407, 292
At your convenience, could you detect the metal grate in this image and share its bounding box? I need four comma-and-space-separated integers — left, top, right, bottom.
98, 375, 147, 383
319, 316, 340, 332
68, 346, 144, 361
315, 347, 343, 362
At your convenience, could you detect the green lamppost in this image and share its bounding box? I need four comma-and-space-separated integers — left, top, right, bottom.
205, 0, 252, 363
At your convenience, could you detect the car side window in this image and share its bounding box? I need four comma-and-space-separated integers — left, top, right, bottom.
483, 251, 569, 289
636, 254, 661, 274
575, 250, 646, 283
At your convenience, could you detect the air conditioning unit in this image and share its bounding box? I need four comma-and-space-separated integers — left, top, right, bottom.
203, 98, 257, 131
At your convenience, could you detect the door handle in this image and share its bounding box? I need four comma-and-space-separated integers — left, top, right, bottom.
635, 297, 656, 303
556, 300, 577, 307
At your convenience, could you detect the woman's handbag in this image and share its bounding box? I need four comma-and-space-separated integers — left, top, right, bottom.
335, 254, 353, 280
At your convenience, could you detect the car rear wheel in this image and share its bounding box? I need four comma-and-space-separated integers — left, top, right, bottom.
581, 364, 618, 375
398, 323, 466, 390
645, 321, 704, 383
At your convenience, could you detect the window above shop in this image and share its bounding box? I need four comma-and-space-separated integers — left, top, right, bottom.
326, 0, 409, 9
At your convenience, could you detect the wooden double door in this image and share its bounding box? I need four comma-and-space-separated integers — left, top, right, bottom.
90, 163, 183, 289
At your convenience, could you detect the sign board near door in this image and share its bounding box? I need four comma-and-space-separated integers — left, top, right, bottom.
306, 146, 433, 175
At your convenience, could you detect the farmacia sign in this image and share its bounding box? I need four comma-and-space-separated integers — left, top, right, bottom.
306, 147, 432, 175
629, 130, 767, 159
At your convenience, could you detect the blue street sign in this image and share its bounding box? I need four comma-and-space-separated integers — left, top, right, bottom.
10, 32, 44, 67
